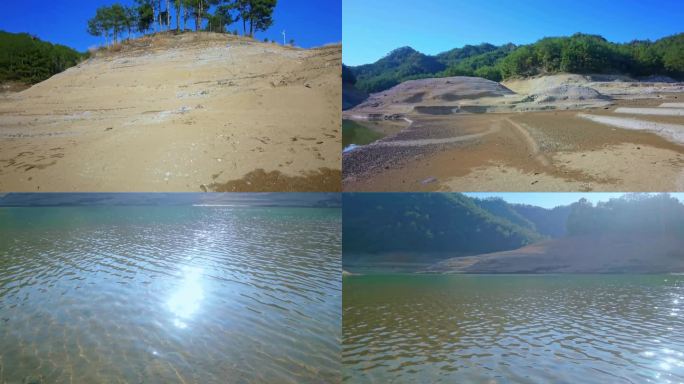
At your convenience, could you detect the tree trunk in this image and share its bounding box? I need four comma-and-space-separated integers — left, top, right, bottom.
199, 1, 204, 31
176, 2, 180, 32
166, 0, 171, 31
158, 0, 163, 31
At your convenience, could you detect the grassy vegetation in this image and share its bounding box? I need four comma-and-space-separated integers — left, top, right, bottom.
0, 31, 85, 85
349, 33, 684, 94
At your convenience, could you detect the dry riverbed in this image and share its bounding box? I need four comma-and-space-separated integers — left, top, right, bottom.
343, 75, 684, 192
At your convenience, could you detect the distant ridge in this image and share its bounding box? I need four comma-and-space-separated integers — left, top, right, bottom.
347, 33, 684, 94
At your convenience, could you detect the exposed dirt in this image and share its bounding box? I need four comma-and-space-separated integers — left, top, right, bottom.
0, 32, 341, 192
343, 73, 684, 191
429, 234, 684, 274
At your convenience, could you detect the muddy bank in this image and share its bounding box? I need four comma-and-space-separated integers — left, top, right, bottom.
207, 167, 341, 192
429, 234, 684, 274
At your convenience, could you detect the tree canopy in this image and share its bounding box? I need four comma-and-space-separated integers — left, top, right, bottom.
87, 0, 278, 47
567, 194, 684, 236
0, 31, 85, 84
342, 193, 544, 256
348, 33, 684, 94
343, 193, 683, 260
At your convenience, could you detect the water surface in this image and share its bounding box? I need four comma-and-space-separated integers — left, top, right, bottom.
0, 206, 341, 383
344, 274, 684, 383
342, 120, 385, 149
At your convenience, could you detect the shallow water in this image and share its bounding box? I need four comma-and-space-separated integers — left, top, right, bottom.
342, 120, 385, 148
0, 206, 341, 384
343, 274, 684, 383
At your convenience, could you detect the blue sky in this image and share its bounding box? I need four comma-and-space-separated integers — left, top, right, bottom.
464, 193, 684, 209
0, 0, 341, 51
343, 0, 684, 65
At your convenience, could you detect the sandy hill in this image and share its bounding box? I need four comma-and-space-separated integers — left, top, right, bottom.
429, 234, 684, 274
0, 32, 341, 192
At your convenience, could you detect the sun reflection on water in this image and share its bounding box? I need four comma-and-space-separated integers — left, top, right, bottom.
167, 266, 204, 329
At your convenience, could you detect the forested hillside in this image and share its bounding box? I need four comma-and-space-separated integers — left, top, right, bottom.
348, 33, 684, 93
567, 194, 684, 236
510, 203, 572, 238
342, 193, 543, 256
343, 193, 684, 265
0, 31, 85, 84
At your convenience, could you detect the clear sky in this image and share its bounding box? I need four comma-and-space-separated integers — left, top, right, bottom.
0, 0, 341, 52
464, 193, 684, 209
343, 0, 684, 65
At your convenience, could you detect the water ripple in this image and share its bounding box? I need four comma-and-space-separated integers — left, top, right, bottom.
0, 206, 341, 384
343, 274, 684, 383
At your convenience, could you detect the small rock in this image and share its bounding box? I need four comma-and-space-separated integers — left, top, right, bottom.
421, 177, 437, 185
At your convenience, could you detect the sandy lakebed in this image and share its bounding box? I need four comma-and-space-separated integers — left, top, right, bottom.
343, 75, 684, 191
0, 32, 342, 192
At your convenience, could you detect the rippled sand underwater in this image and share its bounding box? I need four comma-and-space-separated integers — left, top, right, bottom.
343, 274, 684, 383
0, 206, 341, 384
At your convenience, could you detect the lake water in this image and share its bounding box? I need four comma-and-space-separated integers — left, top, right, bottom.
0, 206, 341, 384
343, 274, 684, 383
342, 120, 385, 150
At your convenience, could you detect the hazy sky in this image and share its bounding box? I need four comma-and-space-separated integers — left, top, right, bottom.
343, 0, 684, 65
465, 193, 684, 209
0, 0, 341, 51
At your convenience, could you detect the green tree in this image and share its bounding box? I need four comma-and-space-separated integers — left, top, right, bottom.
123, 6, 138, 39
0, 31, 84, 84
233, 0, 276, 37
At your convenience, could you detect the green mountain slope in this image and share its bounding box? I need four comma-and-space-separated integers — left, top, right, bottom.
347, 33, 684, 94
0, 31, 85, 84
342, 193, 544, 258
511, 204, 572, 238
351, 47, 446, 93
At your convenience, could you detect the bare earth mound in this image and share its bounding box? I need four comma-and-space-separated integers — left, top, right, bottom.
0, 32, 341, 192
524, 84, 609, 104
429, 234, 684, 274
350, 76, 516, 116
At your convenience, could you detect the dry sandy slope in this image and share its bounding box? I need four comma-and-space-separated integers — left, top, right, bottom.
428, 234, 684, 274
0, 32, 341, 192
